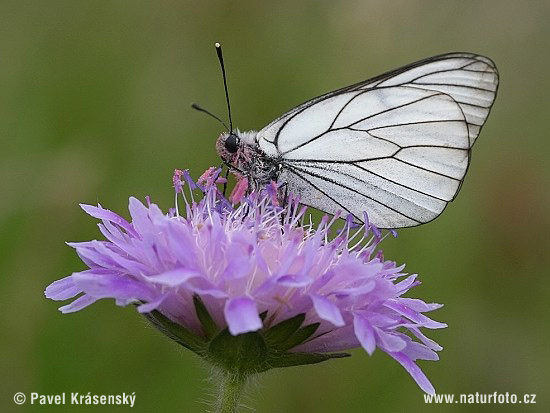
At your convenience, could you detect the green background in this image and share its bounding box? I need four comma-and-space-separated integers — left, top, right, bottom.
1, 1, 549, 412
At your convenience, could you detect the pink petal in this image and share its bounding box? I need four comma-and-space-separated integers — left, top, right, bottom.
229, 178, 248, 203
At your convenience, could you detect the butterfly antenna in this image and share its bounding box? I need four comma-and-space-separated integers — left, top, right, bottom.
191, 103, 229, 131
215, 42, 233, 133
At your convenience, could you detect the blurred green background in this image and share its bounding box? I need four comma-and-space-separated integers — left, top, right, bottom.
1, 1, 549, 412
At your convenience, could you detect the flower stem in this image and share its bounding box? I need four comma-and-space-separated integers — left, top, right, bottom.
214, 372, 247, 413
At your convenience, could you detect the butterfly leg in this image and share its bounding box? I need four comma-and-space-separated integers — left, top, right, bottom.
281, 182, 289, 208
277, 181, 289, 225
221, 165, 230, 197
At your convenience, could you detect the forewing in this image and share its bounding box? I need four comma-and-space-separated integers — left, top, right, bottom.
256, 53, 498, 228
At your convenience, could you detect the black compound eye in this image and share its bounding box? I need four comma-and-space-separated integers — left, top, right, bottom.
225, 134, 239, 153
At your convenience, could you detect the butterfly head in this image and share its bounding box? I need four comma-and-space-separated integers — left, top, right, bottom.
224, 133, 240, 154
216, 132, 241, 163
216, 130, 260, 177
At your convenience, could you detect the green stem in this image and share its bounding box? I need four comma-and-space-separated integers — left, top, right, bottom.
214, 372, 248, 413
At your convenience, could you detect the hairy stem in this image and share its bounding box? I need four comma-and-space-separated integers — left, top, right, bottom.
214, 372, 248, 413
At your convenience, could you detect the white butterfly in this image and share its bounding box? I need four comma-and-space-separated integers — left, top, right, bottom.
214, 51, 499, 228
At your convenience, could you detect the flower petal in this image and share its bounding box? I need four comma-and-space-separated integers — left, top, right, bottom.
59, 295, 98, 313
128, 197, 154, 235
398, 297, 443, 312
80, 204, 137, 237
388, 351, 436, 395
45, 276, 80, 300
353, 314, 377, 355
229, 178, 248, 203
310, 294, 345, 327
137, 294, 168, 313
384, 300, 447, 329
148, 269, 202, 287
408, 326, 443, 351
375, 328, 407, 352
224, 296, 262, 335
221, 255, 251, 280
332, 280, 376, 298
394, 274, 419, 293
275, 274, 312, 287
72, 271, 155, 302
402, 340, 440, 361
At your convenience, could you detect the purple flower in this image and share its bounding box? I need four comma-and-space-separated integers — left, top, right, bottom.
45, 168, 446, 394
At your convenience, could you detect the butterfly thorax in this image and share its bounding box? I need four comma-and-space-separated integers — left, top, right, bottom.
216, 130, 279, 189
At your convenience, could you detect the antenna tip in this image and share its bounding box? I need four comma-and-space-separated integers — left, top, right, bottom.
215, 42, 221, 48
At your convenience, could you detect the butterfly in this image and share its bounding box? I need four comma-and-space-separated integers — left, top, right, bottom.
208, 45, 499, 229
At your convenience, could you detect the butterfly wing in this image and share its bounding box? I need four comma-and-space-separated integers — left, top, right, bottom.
256, 53, 499, 228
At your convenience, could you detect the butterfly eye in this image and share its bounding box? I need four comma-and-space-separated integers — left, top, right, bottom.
225, 134, 239, 153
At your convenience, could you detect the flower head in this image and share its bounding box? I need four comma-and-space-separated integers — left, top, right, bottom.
46, 168, 446, 394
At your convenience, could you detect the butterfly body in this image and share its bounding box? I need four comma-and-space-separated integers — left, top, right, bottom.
216, 52, 499, 228
217, 130, 281, 189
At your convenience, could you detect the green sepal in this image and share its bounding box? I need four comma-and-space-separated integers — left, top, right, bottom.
193, 294, 218, 339
141, 306, 351, 377
277, 322, 320, 351
263, 313, 305, 346
142, 310, 207, 355
265, 351, 351, 369
207, 329, 268, 375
